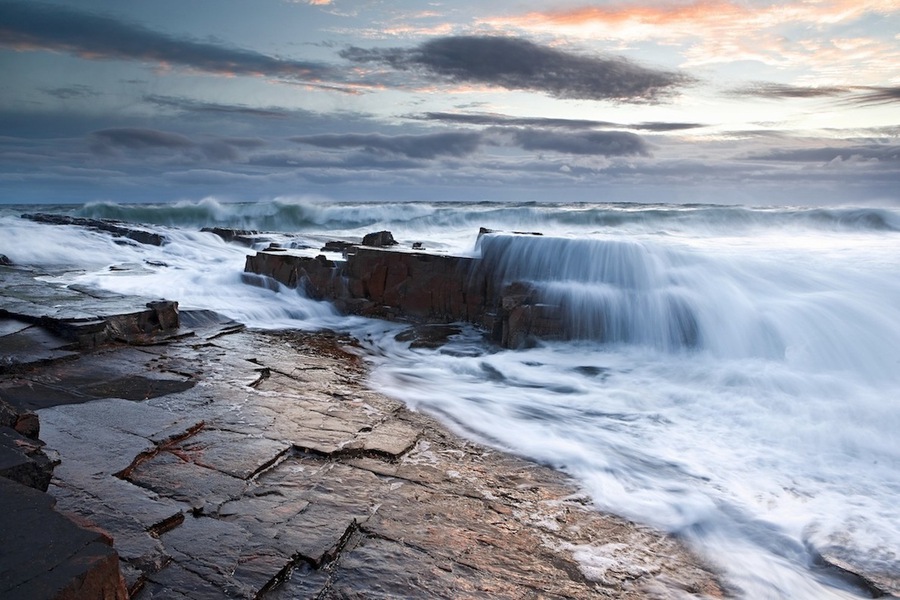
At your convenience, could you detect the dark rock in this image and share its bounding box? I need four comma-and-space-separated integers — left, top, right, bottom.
0, 477, 127, 600
0, 398, 39, 439
200, 227, 261, 247
145, 300, 180, 331
361, 230, 398, 247
321, 240, 356, 254
0, 425, 55, 491
395, 324, 462, 349
0, 254, 11, 266
411, 241, 424, 250
22, 213, 165, 246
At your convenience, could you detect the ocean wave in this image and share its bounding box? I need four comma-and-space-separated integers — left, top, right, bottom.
7, 198, 896, 238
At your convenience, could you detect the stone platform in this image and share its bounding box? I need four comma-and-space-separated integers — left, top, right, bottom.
0, 264, 726, 598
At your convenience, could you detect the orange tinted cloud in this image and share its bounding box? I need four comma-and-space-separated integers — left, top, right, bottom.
480, 0, 899, 80
484, 0, 898, 41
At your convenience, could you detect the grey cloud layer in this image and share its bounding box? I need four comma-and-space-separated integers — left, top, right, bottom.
290, 132, 483, 159
341, 36, 692, 103
0, 1, 330, 79
89, 127, 264, 161
144, 95, 293, 119
512, 130, 648, 156
419, 112, 704, 131
732, 83, 900, 106
291, 130, 651, 158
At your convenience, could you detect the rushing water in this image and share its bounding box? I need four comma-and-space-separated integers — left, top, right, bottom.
2, 198, 899, 598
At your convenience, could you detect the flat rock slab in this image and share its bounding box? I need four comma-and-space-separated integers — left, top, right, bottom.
0, 321, 78, 371
173, 429, 291, 480
4, 314, 725, 598
0, 477, 127, 600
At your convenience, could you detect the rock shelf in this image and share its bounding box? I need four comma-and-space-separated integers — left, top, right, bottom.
0, 265, 726, 598
244, 238, 560, 349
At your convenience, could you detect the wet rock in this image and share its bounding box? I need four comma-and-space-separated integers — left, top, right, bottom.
22, 213, 165, 246
395, 324, 463, 349
0, 397, 39, 439
243, 233, 565, 348
1, 268, 184, 348
812, 540, 900, 597
0, 254, 11, 266
201, 227, 262, 247
361, 230, 398, 247
499, 282, 563, 349
3, 281, 723, 598
0, 425, 55, 491
0, 477, 127, 600
321, 240, 356, 254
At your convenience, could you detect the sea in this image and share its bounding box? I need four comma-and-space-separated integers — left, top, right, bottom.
2, 198, 898, 599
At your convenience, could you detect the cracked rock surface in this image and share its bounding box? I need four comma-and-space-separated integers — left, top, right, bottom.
14, 315, 723, 598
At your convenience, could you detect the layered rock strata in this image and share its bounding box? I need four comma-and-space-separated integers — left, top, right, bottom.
1, 268, 725, 598
244, 240, 559, 348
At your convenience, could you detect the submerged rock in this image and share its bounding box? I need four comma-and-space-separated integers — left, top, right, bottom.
22, 213, 165, 246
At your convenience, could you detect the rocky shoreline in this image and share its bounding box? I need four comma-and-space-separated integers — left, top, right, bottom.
0, 259, 727, 598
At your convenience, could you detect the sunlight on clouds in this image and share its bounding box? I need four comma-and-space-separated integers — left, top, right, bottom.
480, 0, 899, 80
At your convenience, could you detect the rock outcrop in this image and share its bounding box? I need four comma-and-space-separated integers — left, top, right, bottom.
1, 268, 725, 599
21, 213, 166, 246
0, 266, 181, 349
244, 234, 563, 348
361, 230, 398, 247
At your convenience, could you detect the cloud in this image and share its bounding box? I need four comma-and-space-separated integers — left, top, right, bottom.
143, 95, 292, 119
40, 84, 100, 100
89, 128, 194, 153
484, 1, 898, 44
290, 132, 483, 159
340, 35, 691, 102
87, 127, 265, 162
512, 130, 649, 156
418, 111, 703, 131
0, 1, 330, 80
850, 86, 900, 106
730, 83, 851, 99
747, 144, 900, 163
730, 83, 900, 107
482, 1, 900, 78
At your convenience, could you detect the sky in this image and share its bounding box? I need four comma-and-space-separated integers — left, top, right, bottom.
1, 0, 898, 206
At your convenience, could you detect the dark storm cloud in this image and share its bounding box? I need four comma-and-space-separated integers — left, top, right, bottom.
290, 132, 483, 159
143, 95, 292, 119
731, 83, 850, 99
512, 130, 649, 156
0, 1, 330, 80
417, 112, 704, 132
341, 36, 692, 103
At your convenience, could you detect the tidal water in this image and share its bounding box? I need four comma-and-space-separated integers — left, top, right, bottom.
2, 198, 898, 598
